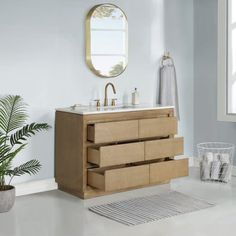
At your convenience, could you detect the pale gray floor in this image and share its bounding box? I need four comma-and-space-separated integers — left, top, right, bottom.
1, 168, 236, 236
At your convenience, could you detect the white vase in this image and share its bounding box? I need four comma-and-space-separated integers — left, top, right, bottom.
0, 185, 15, 213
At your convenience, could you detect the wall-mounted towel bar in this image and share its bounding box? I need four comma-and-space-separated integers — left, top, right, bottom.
161, 52, 174, 67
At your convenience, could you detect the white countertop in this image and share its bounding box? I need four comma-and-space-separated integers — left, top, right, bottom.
56, 104, 174, 115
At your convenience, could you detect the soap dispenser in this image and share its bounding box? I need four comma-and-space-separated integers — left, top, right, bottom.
132, 88, 139, 105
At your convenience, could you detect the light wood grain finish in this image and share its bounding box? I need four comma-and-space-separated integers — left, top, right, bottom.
145, 137, 184, 161
139, 117, 177, 138
84, 108, 173, 124
55, 112, 84, 194
88, 142, 145, 167
87, 120, 139, 144
88, 165, 150, 192
56, 108, 188, 199
84, 180, 170, 199
150, 159, 189, 184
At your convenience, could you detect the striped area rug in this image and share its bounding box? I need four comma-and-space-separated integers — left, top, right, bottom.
89, 191, 214, 226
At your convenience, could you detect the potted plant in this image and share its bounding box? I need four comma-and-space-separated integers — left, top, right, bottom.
0, 95, 50, 213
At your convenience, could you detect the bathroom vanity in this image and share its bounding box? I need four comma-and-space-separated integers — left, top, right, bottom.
55, 105, 189, 199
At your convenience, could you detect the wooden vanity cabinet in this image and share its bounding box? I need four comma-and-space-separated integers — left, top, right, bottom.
55, 108, 189, 199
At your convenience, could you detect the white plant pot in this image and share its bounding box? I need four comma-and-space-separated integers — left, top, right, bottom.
0, 186, 15, 213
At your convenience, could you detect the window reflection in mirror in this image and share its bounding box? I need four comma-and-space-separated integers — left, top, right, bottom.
86, 4, 128, 78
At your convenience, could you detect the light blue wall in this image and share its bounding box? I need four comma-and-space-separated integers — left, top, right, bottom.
164, 0, 194, 160
194, 0, 236, 164
0, 0, 194, 183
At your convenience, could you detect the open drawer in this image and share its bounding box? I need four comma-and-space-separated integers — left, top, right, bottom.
139, 117, 177, 138
87, 120, 139, 144
88, 142, 144, 167
87, 164, 149, 192
150, 158, 189, 184
145, 137, 184, 161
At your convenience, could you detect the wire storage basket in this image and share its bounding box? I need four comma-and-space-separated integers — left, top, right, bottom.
197, 142, 235, 183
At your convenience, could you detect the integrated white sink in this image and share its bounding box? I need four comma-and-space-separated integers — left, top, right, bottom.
101, 105, 134, 109
57, 103, 174, 115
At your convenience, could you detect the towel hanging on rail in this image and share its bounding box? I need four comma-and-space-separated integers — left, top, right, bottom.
160, 52, 180, 120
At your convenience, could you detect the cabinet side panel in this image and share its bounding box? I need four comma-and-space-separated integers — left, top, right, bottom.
55, 111, 84, 193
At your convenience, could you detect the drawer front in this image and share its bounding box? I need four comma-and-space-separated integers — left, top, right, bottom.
87, 120, 139, 143
150, 159, 189, 184
105, 165, 149, 191
139, 117, 177, 138
88, 165, 149, 192
145, 137, 184, 161
88, 142, 145, 167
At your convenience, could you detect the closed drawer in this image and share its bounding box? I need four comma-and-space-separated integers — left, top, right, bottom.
88, 164, 149, 192
87, 120, 139, 144
150, 159, 189, 184
145, 137, 184, 161
88, 142, 145, 167
139, 117, 177, 138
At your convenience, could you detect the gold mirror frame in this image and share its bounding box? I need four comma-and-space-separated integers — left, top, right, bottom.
86, 4, 128, 78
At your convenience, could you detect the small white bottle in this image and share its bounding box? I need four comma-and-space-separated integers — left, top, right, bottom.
132, 88, 139, 105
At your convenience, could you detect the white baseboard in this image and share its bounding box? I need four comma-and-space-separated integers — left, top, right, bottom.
12, 159, 236, 197
15, 178, 58, 197
188, 156, 194, 167
13, 158, 194, 197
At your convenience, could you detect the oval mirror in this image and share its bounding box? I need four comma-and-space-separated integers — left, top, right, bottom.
86, 4, 128, 78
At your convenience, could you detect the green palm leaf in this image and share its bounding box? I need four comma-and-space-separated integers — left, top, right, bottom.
0, 95, 50, 187
0, 145, 11, 163
0, 95, 28, 135
0, 132, 6, 141
0, 133, 11, 163
0, 144, 26, 164
7, 159, 41, 177
0, 160, 12, 185
0, 145, 26, 183
10, 123, 51, 146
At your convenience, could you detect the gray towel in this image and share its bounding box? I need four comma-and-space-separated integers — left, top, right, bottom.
200, 161, 211, 181
220, 163, 232, 183
160, 64, 180, 120
210, 161, 221, 180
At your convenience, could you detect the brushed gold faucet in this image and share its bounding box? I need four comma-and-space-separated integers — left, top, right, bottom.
104, 83, 116, 106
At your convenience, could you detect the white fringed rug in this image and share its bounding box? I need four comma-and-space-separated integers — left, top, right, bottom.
89, 191, 214, 226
